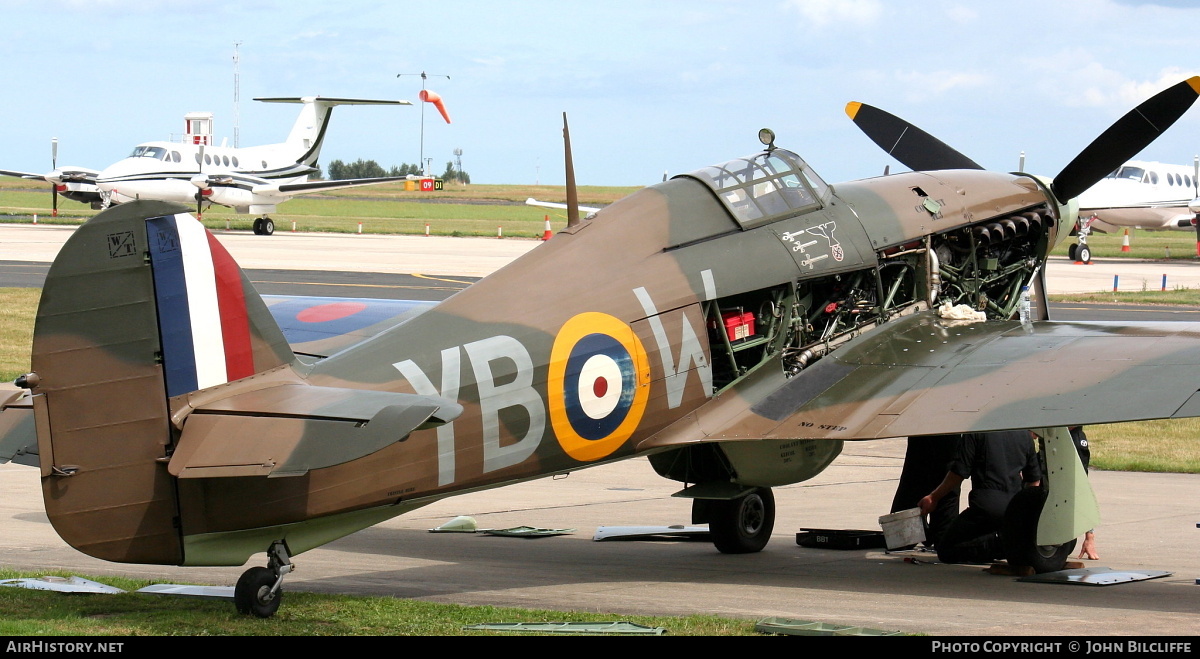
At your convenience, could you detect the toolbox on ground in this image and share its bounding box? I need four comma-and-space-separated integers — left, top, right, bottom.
796, 528, 887, 550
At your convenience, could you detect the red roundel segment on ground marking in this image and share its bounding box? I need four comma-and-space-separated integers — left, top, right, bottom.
296, 301, 369, 323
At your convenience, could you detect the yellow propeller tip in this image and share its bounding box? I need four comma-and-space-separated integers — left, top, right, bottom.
1188, 76, 1200, 95
845, 101, 862, 120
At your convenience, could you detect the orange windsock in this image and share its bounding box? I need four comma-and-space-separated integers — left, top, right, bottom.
420, 89, 452, 124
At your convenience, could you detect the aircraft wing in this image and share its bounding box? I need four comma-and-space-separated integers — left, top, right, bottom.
263, 295, 438, 358
525, 197, 602, 213
268, 176, 409, 195
0, 167, 100, 183
641, 311, 1200, 449
0, 169, 50, 181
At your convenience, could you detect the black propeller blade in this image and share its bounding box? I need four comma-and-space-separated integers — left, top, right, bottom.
1052, 77, 1200, 203
50, 138, 58, 217
847, 77, 1200, 205
845, 101, 983, 172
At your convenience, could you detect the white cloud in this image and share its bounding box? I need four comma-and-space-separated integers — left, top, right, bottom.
782, 0, 883, 26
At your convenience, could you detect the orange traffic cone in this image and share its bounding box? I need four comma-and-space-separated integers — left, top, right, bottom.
541, 215, 553, 241
1121, 229, 1130, 252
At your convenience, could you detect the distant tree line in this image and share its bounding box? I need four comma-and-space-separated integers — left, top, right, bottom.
324, 159, 469, 184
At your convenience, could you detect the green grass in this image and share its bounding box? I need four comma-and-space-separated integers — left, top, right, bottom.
0, 569, 758, 636
0, 180, 642, 238
1048, 289, 1200, 305
0, 288, 37, 382
1053, 228, 1200, 261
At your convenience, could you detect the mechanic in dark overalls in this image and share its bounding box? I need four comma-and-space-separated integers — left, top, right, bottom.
919, 430, 1041, 564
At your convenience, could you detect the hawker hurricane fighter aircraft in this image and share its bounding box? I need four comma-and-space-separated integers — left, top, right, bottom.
2, 78, 1200, 618
0, 97, 414, 235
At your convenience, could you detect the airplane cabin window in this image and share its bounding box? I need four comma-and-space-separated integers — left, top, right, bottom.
204, 155, 212, 165
171, 151, 181, 163
1150, 172, 1159, 184
679, 149, 825, 230
232, 157, 239, 168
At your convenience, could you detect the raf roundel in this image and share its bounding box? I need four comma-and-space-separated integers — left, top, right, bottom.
549, 312, 650, 462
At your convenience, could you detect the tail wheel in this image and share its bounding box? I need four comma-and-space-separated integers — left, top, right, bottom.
1002, 487, 1076, 573
709, 487, 775, 554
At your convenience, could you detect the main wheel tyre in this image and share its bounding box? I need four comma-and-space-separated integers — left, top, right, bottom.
1077, 244, 1091, 264
262, 218, 275, 235
1068, 243, 1078, 261
709, 487, 775, 554
234, 566, 282, 618
1002, 487, 1076, 573
252, 218, 264, 235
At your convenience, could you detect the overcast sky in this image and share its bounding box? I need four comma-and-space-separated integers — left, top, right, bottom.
2, 0, 1198, 188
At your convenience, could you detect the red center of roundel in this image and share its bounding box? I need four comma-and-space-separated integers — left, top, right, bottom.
296, 302, 369, 323
593, 377, 608, 399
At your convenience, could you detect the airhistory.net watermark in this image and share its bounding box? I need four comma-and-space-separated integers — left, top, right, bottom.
5, 641, 124, 653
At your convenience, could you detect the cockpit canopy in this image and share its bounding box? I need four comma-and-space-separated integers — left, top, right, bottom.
678, 149, 830, 230
128, 145, 182, 163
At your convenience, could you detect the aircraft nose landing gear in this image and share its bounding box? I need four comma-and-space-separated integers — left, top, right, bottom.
235, 541, 293, 618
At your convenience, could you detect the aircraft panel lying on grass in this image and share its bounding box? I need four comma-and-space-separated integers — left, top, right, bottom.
2, 77, 1200, 618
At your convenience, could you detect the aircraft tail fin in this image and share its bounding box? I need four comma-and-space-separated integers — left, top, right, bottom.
254, 96, 413, 167
29, 201, 293, 563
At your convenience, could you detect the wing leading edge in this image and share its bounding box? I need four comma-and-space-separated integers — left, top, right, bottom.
640, 311, 1200, 449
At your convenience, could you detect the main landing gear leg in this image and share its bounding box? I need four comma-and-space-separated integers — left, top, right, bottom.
235, 541, 293, 618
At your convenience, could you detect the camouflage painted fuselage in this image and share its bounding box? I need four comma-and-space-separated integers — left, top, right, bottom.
19, 147, 1084, 566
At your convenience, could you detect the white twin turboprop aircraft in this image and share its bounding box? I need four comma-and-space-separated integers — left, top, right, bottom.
0, 97, 414, 235
1077, 159, 1200, 232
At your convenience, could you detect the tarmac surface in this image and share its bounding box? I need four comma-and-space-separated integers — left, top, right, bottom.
1, 223, 1199, 637
6, 222, 1200, 292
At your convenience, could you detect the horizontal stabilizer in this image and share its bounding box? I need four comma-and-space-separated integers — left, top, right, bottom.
0, 386, 37, 467
253, 97, 412, 106
169, 384, 462, 478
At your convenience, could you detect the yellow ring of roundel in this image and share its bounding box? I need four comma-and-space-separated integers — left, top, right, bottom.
549, 312, 650, 462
